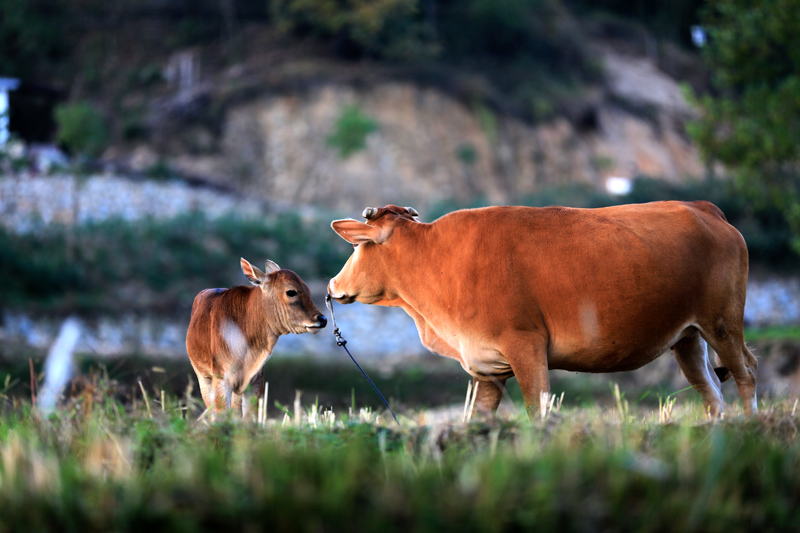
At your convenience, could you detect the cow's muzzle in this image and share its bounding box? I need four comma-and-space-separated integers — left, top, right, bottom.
326, 281, 355, 304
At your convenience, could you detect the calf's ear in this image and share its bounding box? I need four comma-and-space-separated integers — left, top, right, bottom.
241, 258, 266, 285
264, 260, 281, 275
331, 219, 391, 244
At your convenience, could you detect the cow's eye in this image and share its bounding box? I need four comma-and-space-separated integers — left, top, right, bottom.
286, 290, 297, 297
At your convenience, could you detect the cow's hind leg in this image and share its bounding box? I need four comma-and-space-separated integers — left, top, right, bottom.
700, 319, 758, 415
503, 334, 550, 420
672, 328, 724, 418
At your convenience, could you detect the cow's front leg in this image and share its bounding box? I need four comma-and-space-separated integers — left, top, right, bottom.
504, 335, 550, 420
470, 377, 508, 417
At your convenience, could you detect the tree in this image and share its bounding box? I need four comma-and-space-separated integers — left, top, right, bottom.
688, 0, 800, 253
54, 101, 108, 262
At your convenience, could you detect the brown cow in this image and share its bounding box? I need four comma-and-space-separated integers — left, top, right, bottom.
186, 258, 327, 414
327, 203, 757, 418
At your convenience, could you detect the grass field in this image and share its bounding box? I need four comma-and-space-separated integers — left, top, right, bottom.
1, 362, 799, 532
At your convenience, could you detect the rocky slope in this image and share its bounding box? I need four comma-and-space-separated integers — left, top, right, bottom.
119, 48, 705, 213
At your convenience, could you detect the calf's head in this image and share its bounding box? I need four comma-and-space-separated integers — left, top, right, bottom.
240, 258, 327, 334
328, 205, 419, 305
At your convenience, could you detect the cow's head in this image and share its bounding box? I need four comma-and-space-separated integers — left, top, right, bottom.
328, 205, 420, 305
240, 258, 327, 334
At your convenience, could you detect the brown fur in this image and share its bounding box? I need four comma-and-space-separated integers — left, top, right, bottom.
329, 202, 758, 418
186, 260, 326, 414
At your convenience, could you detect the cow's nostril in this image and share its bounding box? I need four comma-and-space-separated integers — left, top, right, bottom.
317, 315, 327, 328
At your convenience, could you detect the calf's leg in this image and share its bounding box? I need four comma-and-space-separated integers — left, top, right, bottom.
196, 374, 214, 409
209, 376, 233, 411
231, 393, 243, 415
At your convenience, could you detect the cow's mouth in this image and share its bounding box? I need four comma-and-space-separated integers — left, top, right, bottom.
304, 324, 325, 334
332, 295, 355, 304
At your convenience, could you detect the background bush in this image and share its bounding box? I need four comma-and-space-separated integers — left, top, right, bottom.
0, 212, 350, 316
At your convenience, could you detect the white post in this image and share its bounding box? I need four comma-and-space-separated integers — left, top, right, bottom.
0, 78, 20, 147
0, 90, 9, 146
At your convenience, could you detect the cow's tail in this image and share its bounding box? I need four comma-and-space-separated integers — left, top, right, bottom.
714, 366, 732, 382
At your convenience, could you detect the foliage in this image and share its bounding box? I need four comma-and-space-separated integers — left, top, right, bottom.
688, 0, 800, 253
0, 0, 66, 78
0, 388, 799, 531
439, 0, 589, 70
435, 0, 601, 121
54, 101, 108, 158
0, 212, 350, 316
565, 0, 704, 45
326, 104, 378, 158
272, 0, 435, 60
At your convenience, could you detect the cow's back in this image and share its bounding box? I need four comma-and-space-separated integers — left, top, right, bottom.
430, 201, 747, 372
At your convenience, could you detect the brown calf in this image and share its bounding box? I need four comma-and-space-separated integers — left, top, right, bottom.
186, 258, 326, 414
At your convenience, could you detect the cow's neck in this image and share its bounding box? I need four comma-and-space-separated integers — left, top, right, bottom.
386, 222, 454, 324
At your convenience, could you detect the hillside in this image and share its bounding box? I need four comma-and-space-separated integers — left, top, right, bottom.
113, 30, 708, 212
4, 1, 710, 211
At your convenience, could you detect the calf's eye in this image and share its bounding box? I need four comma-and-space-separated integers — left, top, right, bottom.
286, 290, 298, 297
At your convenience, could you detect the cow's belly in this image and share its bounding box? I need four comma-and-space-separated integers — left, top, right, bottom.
458, 342, 514, 377
547, 323, 693, 373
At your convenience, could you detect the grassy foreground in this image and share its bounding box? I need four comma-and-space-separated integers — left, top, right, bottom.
1, 385, 799, 532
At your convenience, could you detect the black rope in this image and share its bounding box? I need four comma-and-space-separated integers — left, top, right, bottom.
325, 295, 400, 425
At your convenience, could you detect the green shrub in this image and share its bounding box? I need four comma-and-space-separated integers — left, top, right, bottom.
326, 105, 378, 158
455, 143, 478, 165
54, 101, 108, 158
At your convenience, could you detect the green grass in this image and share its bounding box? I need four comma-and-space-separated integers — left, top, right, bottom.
745, 325, 800, 341
1, 364, 799, 531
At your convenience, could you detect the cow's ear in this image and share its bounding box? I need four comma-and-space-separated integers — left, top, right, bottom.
241, 258, 266, 285
331, 219, 390, 244
264, 260, 281, 275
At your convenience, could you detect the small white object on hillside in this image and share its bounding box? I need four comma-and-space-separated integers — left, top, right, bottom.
605, 176, 632, 196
